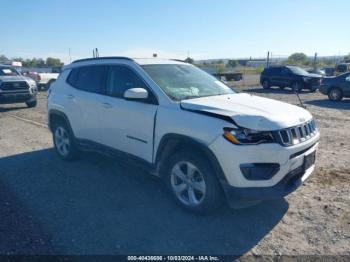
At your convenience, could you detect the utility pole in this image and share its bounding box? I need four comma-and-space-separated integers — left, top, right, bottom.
313, 52, 318, 70
266, 51, 270, 68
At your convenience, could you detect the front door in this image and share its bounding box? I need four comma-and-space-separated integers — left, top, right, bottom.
97, 65, 158, 163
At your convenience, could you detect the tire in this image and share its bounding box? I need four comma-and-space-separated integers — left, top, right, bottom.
262, 79, 270, 89
52, 120, 79, 160
165, 151, 223, 214
46, 79, 55, 90
291, 81, 303, 93
328, 87, 343, 101
26, 100, 37, 108
309, 86, 318, 92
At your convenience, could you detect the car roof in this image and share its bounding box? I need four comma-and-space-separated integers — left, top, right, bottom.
66, 57, 187, 70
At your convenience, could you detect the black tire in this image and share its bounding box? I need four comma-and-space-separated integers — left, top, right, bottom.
26, 100, 37, 108
52, 120, 79, 160
165, 151, 223, 214
46, 79, 55, 90
328, 87, 343, 101
262, 79, 270, 89
291, 81, 303, 93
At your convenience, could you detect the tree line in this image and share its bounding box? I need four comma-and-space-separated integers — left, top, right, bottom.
0, 54, 64, 68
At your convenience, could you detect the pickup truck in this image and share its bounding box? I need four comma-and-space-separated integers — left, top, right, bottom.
26, 67, 61, 90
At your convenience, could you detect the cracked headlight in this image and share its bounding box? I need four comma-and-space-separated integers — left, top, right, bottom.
223, 127, 275, 145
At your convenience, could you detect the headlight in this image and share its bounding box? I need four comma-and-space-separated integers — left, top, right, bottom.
223, 127, 274, 145
28, 80, 37, 87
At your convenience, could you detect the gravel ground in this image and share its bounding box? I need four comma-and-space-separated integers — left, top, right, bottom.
0, 84, 349, 258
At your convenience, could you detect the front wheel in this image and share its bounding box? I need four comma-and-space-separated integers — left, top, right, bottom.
26, 100, 37, 108
165, 151, 223, 214
262, 79, 270, 89
328, 88, 343, 101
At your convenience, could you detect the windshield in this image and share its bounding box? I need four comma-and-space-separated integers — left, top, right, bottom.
288, 66, 309, 75
0, 67, 20, 76
142, 64, 234, 101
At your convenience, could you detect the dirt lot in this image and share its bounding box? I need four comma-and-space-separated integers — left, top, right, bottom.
0, 82, 349, 258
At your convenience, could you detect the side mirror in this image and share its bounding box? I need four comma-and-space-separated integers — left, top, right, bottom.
123, 88, 148, 100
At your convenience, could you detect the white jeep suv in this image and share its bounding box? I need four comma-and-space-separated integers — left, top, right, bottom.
48, 57, 320, 213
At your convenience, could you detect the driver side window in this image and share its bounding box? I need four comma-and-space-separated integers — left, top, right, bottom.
106, 66, 147, 97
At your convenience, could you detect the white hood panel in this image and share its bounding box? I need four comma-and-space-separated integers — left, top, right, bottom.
181, 93, 312, 131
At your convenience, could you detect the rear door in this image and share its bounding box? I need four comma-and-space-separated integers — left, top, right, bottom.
96, 65, 158, 163
65, 65, 108, 142
269, 67, 282, 86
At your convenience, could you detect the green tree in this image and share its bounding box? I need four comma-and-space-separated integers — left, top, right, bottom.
184, 57, 194, 64
46, 57, 64, 67
288, 52, 308, 64
228, 59, 237, 68
0, 54, 10, 62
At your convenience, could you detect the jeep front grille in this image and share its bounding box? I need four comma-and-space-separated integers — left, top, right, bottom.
277, 119, 317, 146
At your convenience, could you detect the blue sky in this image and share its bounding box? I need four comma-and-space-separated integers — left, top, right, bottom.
1, 0, 349, 63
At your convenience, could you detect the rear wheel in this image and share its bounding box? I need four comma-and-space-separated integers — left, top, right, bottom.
53, 120, 78, 160
165, 151, 223, 214
262, 79, 270, 89
328, 88, 343, 101
26, 100, 37, 108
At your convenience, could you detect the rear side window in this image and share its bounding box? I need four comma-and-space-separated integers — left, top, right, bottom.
67, 66, 107, 93
106, 66, 147, 97
67, 68, 79, 86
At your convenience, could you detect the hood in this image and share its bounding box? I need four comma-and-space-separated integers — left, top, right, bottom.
0, 75, 31, 83
181, 93, 313, 131
306, 73, 322, 78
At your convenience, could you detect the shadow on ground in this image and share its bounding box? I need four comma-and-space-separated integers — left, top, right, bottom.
0, 105, 28, 113
305, 99, 350, 110
0, 149, 289, 255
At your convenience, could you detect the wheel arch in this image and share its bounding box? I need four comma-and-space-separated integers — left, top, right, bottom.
48, 109, 75, 137
154, 134, 227, 185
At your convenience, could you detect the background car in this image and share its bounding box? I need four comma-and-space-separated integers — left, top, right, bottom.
260, 65, 322, 92
307, 68, 326, 76
319, 72, 350, 101
0, 65, 38, 107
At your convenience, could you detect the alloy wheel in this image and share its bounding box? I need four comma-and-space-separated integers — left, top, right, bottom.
170, 161, 206, 206
54, 126, 71, 157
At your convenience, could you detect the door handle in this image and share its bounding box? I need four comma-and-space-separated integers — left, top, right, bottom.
101, 102, 112, 108
66, 94, 75, 99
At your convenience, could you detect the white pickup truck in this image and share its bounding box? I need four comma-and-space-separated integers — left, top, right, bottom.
26, 67, 61, 90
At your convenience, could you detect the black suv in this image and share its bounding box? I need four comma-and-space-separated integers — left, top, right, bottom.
260, 66, 322, 92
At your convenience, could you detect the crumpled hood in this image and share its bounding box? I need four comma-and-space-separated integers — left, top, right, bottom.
0, 75, 31, 83
181, 93, 313, 131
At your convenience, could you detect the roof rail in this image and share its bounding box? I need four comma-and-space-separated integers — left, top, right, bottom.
72, 56, 133, 64
170, 59, 186, 63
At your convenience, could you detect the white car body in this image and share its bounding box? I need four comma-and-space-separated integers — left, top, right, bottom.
48, 57, 319, 210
